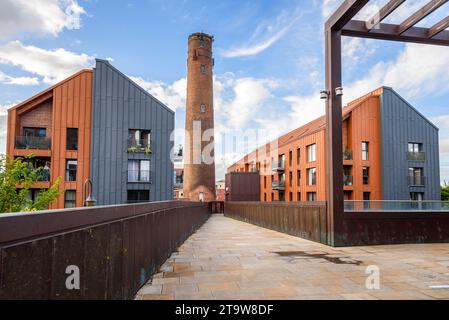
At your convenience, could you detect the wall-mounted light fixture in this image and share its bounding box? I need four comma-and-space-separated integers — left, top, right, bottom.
320, 91, 329, 100
335, 87, 344, 96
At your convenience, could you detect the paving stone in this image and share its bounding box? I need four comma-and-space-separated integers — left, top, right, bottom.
135, 215, 449, 300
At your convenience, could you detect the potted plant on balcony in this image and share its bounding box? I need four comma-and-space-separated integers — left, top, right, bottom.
127, 146, 139, 153
145, 146, 152, 155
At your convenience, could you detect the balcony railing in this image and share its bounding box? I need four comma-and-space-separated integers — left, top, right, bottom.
15, 136, 51, 150
343, 175, 353, 186
127, 139, 151, 154
343, 149, 353, 160
272, 180, 285, 190
409, 175, 426, 187
128, 170, 152, 183
407, 151, 426, 161
271, 160, 285, 172
37, 169, 51, 182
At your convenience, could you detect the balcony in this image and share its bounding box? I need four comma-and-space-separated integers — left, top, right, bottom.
128, 170, 152, 183
343, 175, 353, 186
408, 175, 426, 187
15, 136, 51, 150
343, 149, 353, 161
127, 139, 152, 154
271, 180, 285, 190
407, 151, 426, 161
37, 169, 51, 182
271, 160, 285, 172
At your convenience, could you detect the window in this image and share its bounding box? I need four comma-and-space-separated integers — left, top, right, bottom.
408, 143, 422, 153
65, 160, 77, 181
362, 142, 369, 161
307, 168, 316, 186
200, 104, 206, 113
23, 127, 46, 138
127, 190, 150, 203
264, 193, 267, 202
66, 128, 78, 151
409, 167, 424, 186
363, 192, 371, 201
307, 192, 317, 202
410, 192, 424, 201
362, 167, 370, 185
297, 170, 301, 186
199, 39, 205, 47
289, 150, 293, 166
264, 176, 267, 188
65, 190, 76, 208
307, 144, 316, 162
289, 171, 293, 187
271, 193, 274, 201
297, 192, 301, 201
128, 160, 151, 182
279, 192, 285, 202
128, 129, 151, 149
297, 148, 301, 165
289, 192, 293, 202
200, 64, 206, 74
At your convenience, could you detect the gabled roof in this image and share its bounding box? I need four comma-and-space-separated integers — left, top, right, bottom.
8, 69, 93, 112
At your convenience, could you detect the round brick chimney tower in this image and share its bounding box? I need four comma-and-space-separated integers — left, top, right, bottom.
184, 32, 216, 202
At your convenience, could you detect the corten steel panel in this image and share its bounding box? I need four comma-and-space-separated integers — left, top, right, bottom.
341, 212, 449, 246
225, 172, 260, 202
379, 87, 441, 200
91, 60, 174, 206
0, 201, 210, 300
6, 70, 93, 209
225, 202, 328, 245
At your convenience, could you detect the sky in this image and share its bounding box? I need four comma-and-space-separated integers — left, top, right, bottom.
0, 0, 448, 183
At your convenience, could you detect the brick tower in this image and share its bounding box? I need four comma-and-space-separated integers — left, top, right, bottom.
184, 33, 216, 202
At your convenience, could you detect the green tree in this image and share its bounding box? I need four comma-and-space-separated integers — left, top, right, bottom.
0, 155, 64, 213
442, 184, 449, 201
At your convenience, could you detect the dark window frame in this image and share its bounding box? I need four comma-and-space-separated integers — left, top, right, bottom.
66, 128, 78, 151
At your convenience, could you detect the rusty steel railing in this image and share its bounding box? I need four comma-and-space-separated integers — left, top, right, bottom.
225, 202, 328, 245
0, 201, 210, 300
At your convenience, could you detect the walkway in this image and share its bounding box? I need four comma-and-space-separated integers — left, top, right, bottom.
136, 215, 449, 300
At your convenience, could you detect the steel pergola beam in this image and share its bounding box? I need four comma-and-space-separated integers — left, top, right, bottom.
343, 20, 449, 46
366, 0, 406, 30
398, 0, 448, 35
428, 15, 449, 38
326, 0, 370, 30
323, 0, 449, 246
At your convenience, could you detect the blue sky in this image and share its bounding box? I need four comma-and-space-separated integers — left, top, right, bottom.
0, 0, 448, 182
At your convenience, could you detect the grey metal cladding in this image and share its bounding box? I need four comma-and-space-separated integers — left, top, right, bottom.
379, 87, 440, 200
90, 59, 175, 205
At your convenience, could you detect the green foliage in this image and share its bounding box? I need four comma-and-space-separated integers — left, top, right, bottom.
145, 146, 152, 155
0, 155, 64, 213
442, 184, 449, 201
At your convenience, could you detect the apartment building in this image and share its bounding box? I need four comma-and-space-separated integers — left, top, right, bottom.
6, 59, 174, 209
228, 87, 440, 202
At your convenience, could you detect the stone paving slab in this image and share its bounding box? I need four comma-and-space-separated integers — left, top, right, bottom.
136, 215, 449, 300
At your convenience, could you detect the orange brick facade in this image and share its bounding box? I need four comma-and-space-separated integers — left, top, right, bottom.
228, 88, 384, 202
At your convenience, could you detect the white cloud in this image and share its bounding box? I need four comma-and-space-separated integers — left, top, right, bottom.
441, 139, 449, 154
222, 77, 277, 128
0, 41, 95, 85
0, 0, 86, 40
431, 115, 449, 130
342, 37, 377, 62
129, 76, 187, 111
321, 0, 342, 19
222, 8, 303, 58
0, 71, 39, 86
